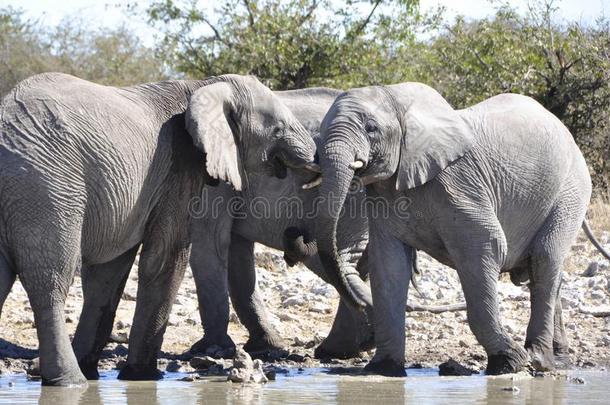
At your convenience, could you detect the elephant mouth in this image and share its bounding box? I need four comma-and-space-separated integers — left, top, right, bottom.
301, 158, 367, 190
268, 149, 319, 180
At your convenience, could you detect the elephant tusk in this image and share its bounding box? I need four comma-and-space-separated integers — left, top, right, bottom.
302, 176, 322, 189
349, 160, 364, 170
303, 163, 321, 173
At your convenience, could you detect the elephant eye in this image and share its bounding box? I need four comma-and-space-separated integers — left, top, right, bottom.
364, 120, 378, 133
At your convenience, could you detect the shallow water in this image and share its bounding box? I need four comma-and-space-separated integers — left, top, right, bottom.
0, 368, 606, 404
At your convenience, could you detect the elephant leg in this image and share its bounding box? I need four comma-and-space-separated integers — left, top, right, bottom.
228, 233, 284, 354
525, 192, 585, 372
72, 244, 140, 379
552, 285, 571, 369
525, 253, 562, 371
363, 222, 411, 377
18, 250, 87, 386
189, 215, 235, 355
0, 254, 16, 317
118, 225, 190, 380
313, 248, 373, 359
457, 255, 528, 375
314, 299, 373, 359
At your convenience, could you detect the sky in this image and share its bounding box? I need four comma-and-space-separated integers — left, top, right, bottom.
4, 0, 609, 44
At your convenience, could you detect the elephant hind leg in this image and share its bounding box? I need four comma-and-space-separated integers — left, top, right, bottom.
552, 286, 571, 369
447, 219, 527, 375
72, 244, 140, 379
16, 245, 87, 386
457, 258, 528, 374
0, 254, 16, 318
526, 193, 586, 371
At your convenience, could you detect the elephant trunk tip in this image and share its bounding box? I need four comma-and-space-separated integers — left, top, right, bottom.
283, 227, 318, 267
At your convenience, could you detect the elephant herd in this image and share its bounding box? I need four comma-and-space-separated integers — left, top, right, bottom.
0, 72, 608, 386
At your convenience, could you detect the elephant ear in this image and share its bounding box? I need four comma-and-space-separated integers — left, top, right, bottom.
388, 83, 475, 191
186, 82, 244, 191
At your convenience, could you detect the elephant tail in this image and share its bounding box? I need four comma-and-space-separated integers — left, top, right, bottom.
582, 220, 610, 261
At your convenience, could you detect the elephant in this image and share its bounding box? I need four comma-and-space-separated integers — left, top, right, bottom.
304, 82, 610, 376
0, 72, 316, 385
188, 87, 374, 359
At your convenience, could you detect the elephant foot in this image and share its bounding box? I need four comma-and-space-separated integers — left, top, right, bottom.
314, 327, 374, 360
486, 344, 529, 375
243, 333, 285, 355
553, 347, 572, 370
314, 341, 360, 360
78, 358, 100, 380
526, 344, 555, 372
364, 357, 406, 377
359, 332, 376, 352
189, 334, 236, 358
42, 368, 88, 387
117, 364, 163, 381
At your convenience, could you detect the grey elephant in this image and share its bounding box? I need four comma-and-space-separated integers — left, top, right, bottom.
188, 87, 374, 359
0, 72, 316, 385
304, 82, 610, 376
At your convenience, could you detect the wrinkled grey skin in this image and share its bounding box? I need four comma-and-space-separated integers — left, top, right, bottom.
189, 87, 373, 359
0, 73, 315, 386
313, 83, 607, 376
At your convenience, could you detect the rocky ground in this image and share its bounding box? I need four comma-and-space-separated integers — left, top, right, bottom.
0, 225, 609, 379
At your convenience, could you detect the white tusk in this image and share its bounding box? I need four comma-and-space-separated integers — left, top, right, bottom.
349, 160, 364, 170
304, 163, 321, 173
302, 176, 322, 189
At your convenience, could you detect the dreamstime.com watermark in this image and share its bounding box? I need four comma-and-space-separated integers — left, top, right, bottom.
188, 176, 415, 220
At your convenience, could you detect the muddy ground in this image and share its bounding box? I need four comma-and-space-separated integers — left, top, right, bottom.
0, 227, 609, 378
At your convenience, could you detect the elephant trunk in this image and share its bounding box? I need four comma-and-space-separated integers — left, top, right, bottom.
283, 227, 318, 266
316, 142, 373, 310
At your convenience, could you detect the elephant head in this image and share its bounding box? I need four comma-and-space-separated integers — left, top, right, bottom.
186, 75, 318, 191
312, 83, 474, 309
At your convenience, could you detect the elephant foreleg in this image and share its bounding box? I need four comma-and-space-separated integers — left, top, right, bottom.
363, 221, 411, 377
189, 215, 235, 355
228, 233, 284, 354
72, 244, 139, 379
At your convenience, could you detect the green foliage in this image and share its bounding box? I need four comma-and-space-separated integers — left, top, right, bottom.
0, 7, 167, 97
1, 1, 608, 192
418, 1, 610, 193
144, 0, 425, 89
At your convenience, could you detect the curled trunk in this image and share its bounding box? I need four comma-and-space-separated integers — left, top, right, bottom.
283, 227, 318, 266
316, 147, 373, 310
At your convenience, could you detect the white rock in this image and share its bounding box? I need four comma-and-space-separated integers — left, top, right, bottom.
309, 303, 330, 314
282, 296, 305, 307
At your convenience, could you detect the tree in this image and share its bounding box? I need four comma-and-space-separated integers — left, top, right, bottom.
0, 7, 167, 97
420, 1, 610, 193
143, 0, 426, 89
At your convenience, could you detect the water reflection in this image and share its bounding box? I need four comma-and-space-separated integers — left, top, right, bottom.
0, 369, 604, 405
